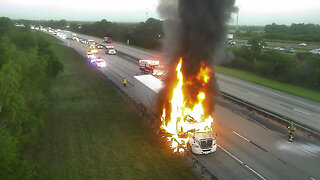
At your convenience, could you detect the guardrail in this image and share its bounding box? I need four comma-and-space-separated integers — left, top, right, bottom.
220, 92, 320, 138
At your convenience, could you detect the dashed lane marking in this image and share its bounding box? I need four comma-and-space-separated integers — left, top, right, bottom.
293, 108, 311, 116
218, 145, 266, 180
233, 131, 250, 142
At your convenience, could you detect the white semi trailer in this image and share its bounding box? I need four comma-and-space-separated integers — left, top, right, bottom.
133, 75, 217, 154
133, 75, 163, 114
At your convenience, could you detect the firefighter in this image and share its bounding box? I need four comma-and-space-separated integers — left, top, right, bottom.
123, 77, 127, 87
288, 122, 295, 142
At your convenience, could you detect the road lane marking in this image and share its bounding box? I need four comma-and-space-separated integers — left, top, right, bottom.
233, 131, 268, 152
293, 108, 311, 116
218, 145, 243, 164
233, 131, 250, 142
244, 165, 266, 180
219, 106, 320, 159
218, 145, 266, 180
217, 74, 320, 111
280, 104, 312, 116
248, 92, 259, 97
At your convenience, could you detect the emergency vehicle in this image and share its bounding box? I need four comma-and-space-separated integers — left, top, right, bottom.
138, 59, 165, 76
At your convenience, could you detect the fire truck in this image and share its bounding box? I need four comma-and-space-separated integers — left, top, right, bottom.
138, 59, 165, 76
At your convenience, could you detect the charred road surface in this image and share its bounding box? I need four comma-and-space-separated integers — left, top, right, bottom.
56, 33, 320, 180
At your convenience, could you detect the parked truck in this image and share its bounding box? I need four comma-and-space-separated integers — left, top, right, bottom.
133, 75, 217, 154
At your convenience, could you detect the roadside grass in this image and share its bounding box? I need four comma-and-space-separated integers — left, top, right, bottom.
215, 66, 320, 103
33, 42, 197, 179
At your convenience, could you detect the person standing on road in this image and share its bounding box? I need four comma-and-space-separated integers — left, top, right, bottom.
288, 122, 296, 142
123, 77, 127, 87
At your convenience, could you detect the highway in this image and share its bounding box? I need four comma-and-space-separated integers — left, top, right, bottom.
55, 34, 320, 179
73, 33, 320, 133
234, 39, 320, 50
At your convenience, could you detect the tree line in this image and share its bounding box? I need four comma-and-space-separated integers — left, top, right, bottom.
17, 18, 320, 44
15, 18, 164, 50
72, 18, 164, 49
234, 23, 320, 42
222, 39, 320, 90
0, 17, 63, 179
14, 18, 320, 90
264, 23, 320, 42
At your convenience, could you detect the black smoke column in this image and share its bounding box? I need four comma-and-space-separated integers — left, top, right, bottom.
157, 0, 236, 120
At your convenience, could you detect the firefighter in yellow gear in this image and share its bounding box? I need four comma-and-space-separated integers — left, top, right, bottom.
288, 122, 295, 142
123, 77, 127, 87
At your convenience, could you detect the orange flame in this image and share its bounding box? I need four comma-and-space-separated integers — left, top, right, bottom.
160, 58, 214, 152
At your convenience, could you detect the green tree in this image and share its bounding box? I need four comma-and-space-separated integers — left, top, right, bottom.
247, 36, 266, 60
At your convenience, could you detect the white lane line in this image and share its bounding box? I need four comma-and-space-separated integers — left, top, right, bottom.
218, 145, 243, 164
218, 145, 266, 180
248, 92, 259, 97
244, 165, 267, 180
233, 131, 250, 142
217, 74, 320, 111
293, 108, 311, 116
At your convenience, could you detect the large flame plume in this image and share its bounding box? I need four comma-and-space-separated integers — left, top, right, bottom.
157, 0, 236, 152
160, 58, 214, 152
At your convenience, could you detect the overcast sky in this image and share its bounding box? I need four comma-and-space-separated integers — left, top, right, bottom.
0, 0, 320, 25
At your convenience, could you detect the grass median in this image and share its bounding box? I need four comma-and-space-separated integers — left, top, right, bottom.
33, 42, 197, 179
215, 65, 320, 103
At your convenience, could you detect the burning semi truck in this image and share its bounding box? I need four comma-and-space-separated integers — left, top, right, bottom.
133, 60, 217, 154
153, 0, 235, 153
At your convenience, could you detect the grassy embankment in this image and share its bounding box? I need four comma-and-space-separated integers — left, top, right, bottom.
33, 38, 197, 179
215, 66, 320, 103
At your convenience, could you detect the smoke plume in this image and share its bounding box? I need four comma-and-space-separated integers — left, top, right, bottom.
157, 0, 236, 118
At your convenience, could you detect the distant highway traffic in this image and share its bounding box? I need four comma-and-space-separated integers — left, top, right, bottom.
233, 39, 320, 50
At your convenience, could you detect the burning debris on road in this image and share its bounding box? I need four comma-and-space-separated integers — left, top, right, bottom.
157, 0, 236, 152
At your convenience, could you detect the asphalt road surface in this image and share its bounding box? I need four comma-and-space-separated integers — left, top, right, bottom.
73, 33, 320, 133
234, 39, 320, 50
53, 33, 320, 180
